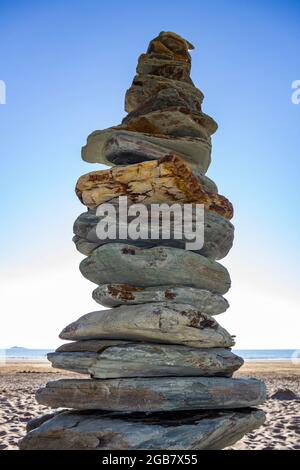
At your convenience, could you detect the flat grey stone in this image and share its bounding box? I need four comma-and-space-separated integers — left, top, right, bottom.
79, 243, 231, 294
19, 408, 266, 450
82, 129, 212, 174
56, 339, 130, 353
59, 303, 234, 348
92, 284, 229, 315
48, 345, 243, 378
73, 207, 233, 260
103, 131, 214, 186
35, 377, 266, 411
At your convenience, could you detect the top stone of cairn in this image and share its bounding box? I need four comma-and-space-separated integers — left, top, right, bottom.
82, 31, 217, 169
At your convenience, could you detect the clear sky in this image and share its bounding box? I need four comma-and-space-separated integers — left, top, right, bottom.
0, 0, 299, 349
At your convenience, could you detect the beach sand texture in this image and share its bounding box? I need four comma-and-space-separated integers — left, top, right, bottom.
0, 360, 299, 450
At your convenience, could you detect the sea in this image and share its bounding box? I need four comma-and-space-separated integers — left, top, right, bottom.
0, 347, 299, 362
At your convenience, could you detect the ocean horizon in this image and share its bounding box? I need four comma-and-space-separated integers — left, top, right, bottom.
0, 347, 299, 362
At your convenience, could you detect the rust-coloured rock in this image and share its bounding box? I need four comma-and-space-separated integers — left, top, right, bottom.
92, 284, 229, 314
75, 155, 233, 219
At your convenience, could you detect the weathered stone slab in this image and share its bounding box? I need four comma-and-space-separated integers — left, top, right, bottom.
147, 31, 194, 61
56, 339, 130, 353
48, 345, 243, 378
137, 54, 193, 83
26, 412, 61, 433
79, 244, 231, 294
59, 303, 234, 348
135, 31, 194, 85
104, 131, 217, 190
125, 74, 204, 114
82, 129, 212, 174
19, 408, 266, 450
73, 206, 234, 259
75, 155, 233, 219
35, 377, 266, 411
92, 284, 229, 315
123, 108, 217, 139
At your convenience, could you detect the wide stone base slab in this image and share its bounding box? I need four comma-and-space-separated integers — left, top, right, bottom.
36, 377, 266, 411
19, 408, 265, 450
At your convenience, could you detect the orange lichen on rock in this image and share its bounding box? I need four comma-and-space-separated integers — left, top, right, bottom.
75, 154, 233, 219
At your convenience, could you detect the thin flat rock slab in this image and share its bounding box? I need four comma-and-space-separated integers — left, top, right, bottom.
92, 284, 229, 315
19, 408, 266, 450
73, 207, 234, 259
59, 303, 234, 348
56, 339, 131, 353
48, 345, 243, 378
35, 377, 266, 411
79, 243, 231, 295
103, 131, 217, 190
75, 155, 233, 219
122, 108, 217, 140
137, 54, 193, 83
82, 129, 212, 174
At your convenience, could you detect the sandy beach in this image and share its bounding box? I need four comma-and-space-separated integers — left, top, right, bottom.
0, 360, 299, 450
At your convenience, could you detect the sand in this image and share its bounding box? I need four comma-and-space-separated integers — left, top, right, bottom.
0, 360, 299, 450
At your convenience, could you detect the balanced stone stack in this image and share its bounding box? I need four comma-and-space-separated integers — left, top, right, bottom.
20, 32, 266, 450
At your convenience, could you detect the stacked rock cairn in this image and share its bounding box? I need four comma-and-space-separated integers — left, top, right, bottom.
20, 32, 266, 450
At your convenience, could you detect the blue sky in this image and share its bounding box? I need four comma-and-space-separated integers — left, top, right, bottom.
0, 0, 299, 348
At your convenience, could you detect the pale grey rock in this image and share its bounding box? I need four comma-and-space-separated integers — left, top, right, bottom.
79, 244, 231, 294
73, 207, 233, 260
48, 345, 243, 378
59, 303, 234, 348
19, 408, 266, 450
92, 284, 229, 315
35, 377, 266, 411
82, 129, 212, 174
